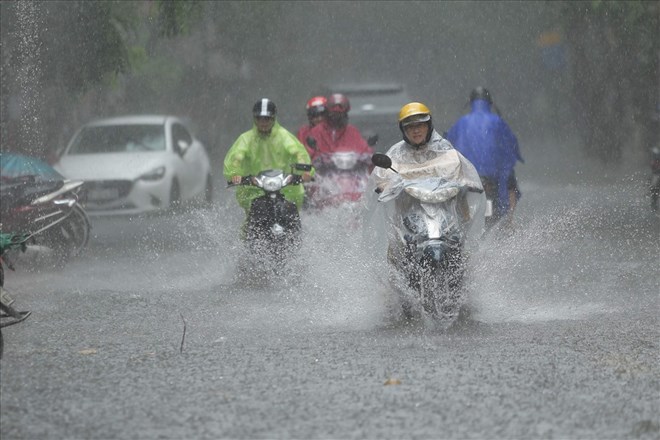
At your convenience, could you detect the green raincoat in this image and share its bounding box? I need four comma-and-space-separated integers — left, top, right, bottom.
223, 121, 313, 213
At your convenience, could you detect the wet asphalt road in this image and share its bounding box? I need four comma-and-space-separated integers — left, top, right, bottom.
1, 154, 659, 439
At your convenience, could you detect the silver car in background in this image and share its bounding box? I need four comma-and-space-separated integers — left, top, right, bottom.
53, 115, 213, 216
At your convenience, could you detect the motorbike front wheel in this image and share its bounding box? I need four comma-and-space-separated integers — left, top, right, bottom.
419, 252, 465, 321
41, 203, 91, 266
62, 204, 91, 257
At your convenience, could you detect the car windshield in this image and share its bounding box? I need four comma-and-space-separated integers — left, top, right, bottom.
327, 84, 410, 116
68, 124, 166, 154
349, 92, 407, 113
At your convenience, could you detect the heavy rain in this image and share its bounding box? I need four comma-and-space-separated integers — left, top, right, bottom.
1, 1, 658, 439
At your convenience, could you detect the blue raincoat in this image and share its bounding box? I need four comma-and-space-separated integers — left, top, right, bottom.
446, 99, 523, 214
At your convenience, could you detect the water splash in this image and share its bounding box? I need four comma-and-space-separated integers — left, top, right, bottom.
468, 174, 658, 324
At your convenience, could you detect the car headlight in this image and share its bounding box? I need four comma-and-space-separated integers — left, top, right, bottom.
138, 166, 166, 181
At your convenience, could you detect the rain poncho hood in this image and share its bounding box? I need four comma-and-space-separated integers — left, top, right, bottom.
445, 99, 523, 213
224, 120, 312, 212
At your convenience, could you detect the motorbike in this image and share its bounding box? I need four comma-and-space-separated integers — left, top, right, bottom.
371, 153, 484, 322
306, 151, 372, 209
650, 146, 660, 212
304, 136, 377, 211
0, 233, 32, 359
0, 175, 91, 267
228, 164, 312, 277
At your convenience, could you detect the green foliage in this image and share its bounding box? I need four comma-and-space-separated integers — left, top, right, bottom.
127, 45, 149, 71
156, 0, 203, 37
131, 53, 186, 98
202, 2, 284, 55
36, 1, 140, 95
38, 0, 201, 94
555, 0, 659, 160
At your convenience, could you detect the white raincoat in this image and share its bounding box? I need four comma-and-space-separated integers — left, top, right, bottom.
369, 130, 486, 259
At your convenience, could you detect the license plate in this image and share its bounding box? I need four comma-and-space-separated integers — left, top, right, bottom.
485, 200, 493, 217
0, 287, 15, 306
88, 188, 119, 201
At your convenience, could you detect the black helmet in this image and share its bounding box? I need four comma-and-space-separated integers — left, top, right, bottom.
253, 98, 277, 117
470, 86, 492, 104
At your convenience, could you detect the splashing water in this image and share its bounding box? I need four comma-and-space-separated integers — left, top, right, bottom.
6, 160, 656, 337
468, 175, 659, 324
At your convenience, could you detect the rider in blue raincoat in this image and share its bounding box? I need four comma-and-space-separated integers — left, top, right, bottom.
446, 87, 523, 223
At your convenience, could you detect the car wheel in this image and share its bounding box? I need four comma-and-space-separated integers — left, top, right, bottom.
170, 179, 181, 212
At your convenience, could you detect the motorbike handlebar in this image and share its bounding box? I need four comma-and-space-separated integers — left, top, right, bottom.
226, 176, 254, 187
292, 163, 313, 172
227, 174, 307, 187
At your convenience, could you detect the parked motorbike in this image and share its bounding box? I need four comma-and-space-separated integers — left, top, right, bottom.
228, 164, 312, 277
1, 233, 32, 359
0, 175, 91, 266
650, 146, 660, 212
371, 153, 484, 322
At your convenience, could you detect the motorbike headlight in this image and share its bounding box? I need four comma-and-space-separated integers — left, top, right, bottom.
138, 166, 166, 181
331, 152, 358, 170
262, 176, 283, 192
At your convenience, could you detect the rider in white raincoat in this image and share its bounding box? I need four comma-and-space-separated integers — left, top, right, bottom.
370, 102, 485, 272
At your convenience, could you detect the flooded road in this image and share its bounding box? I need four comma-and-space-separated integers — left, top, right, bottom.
1, 141, 658, 439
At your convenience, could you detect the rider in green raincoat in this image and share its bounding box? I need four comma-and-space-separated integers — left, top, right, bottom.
224, 98, 313, 215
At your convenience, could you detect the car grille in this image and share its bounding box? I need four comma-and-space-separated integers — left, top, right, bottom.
84, 180, 132, 204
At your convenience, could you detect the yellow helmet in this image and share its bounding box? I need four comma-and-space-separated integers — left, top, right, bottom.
398, 102, 432, 124
398, 102, 433, 147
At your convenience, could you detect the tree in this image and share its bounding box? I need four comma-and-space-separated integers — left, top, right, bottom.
0, 1, 207, 157
156, 0, 202, 37
558, 0, 659, 162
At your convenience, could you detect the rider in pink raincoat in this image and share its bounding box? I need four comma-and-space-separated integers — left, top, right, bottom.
304, 93, 373, 161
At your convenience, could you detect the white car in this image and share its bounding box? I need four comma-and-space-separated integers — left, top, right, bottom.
53, 115, 213, 216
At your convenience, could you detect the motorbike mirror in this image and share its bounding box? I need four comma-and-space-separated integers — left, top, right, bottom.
371, 153, 397, 173
293, 163, 312, 172
306, 137, 317, 149
367, 134, 379, 147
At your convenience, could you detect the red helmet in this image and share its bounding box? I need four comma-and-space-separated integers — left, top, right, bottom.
306, 96, 327, 117
327, 93, 350, 113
